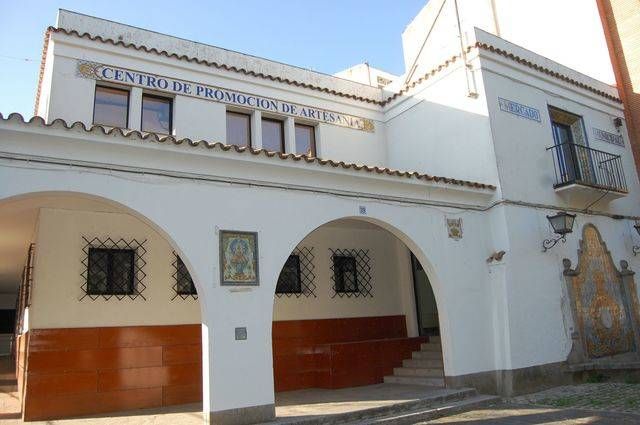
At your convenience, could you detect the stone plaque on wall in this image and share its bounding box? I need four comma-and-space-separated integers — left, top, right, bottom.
563, 224, 640, 362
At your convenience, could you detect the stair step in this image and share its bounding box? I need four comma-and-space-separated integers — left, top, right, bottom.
428, 335, 441, 343
420, 342, 442, 351
403, 358, 443, 368
359, 394, 500, 424
393, 367, 443, 378
412, 350, 442, 360
383, 375, 445, 386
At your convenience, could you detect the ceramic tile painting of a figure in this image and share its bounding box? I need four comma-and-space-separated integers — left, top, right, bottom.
220, 231, 259, 285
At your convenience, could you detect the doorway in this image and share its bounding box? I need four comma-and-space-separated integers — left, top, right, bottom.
411, 253, 439, 337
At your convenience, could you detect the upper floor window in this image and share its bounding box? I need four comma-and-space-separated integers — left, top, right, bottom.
549, 107, 587, 183
295, 124, 316, 157
261, 118, 284, 153
226, 111, 251, 147
142, 94, 172, 134
93, 86, 129, 128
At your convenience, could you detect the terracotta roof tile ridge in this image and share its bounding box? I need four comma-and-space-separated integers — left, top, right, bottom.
0, 112, 496, 190
472, 42, 622, 103
37, 27, 386, 108
382, 43, 622, 106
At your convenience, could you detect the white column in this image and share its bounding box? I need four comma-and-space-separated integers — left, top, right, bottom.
251, 110, 262, 149
129, 87, 143, 131
284, 117, 296, 154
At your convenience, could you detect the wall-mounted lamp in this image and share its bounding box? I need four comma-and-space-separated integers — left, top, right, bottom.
633, 221, 640, 256
543, 211, 576, 252
614, 117, 623, 129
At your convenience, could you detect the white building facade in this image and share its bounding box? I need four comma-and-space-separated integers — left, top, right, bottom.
1, 2, 640, 424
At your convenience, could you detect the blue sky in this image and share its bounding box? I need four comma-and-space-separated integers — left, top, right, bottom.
0, 0, 427, 117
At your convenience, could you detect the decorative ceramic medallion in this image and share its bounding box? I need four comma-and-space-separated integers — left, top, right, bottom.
446, 218, 463, 240
564, 224, 639, 358
219, 230, 259, 286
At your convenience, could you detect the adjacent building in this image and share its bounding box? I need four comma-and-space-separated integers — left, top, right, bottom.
1, 1, 639, 423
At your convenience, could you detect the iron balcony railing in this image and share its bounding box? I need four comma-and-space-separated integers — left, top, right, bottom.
546, 142, 627, 193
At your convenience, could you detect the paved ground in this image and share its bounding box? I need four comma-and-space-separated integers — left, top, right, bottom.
510, 383, 640, 415
421, 404, 640, 424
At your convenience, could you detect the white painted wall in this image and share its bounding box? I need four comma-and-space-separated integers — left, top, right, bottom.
385, 63, 500, 187
273, 224, 415, 329
44, 37, 387, 168
0, 127, 500, 413
479, 31, 640, 215
30, 208, 200, 329
402, 0, 614, 85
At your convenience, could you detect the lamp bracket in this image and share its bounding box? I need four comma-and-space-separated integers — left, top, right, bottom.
542, 234, 566, 252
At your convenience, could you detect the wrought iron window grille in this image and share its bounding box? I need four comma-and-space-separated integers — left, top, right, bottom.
81, 236, 147, 301
329, 248, 372, 298
275, 247, 316, 298
172, 253, 197, 300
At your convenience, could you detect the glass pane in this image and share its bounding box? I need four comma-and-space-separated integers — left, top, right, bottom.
261, 119, 284, 152
93, 86, 128, 128
87, 249, 109, 294
276, 255, 301, 294
176, 256, 196, 295
334, 256, 357, 292
295, 124, 315, 156
111, 250, 135, 294
142, 95, 172, 134
226, 112, 251, 147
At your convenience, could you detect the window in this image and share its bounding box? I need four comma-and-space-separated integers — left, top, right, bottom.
276, 255, 302, 294
549, 107, 588, 183
93, 86, 129, 128
141, 94, 172, 134
175, 255, 197, 296
261, 118, 284, 152
294, 124, 316, 157
333, 255, 358, 293
226, 111, 251, 147
87, 248, 135, 295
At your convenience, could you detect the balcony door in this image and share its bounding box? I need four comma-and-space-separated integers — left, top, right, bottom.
552, 121, 581, 182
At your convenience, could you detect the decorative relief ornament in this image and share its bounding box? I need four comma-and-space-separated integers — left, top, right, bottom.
76, 61, 100, 79
446, 217, 463, 240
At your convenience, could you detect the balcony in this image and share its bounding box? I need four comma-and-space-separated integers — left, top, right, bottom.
547, 142, 627, 200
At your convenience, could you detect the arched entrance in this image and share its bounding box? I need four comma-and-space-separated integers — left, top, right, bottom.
0, 192, 206, 421
269, 217, 446, 419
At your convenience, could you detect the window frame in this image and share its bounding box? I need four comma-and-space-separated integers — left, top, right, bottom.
261, 117, 285, 153
226, 110, 253, 148
87, 248, 135, 296
92, 85, 130, 128
333, 255, 358, 293
141, 93, 173, 134
275, 254, 302, 295
294, 123, 317, 157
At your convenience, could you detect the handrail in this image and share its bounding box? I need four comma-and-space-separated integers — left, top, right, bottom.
546, 142, 627, 193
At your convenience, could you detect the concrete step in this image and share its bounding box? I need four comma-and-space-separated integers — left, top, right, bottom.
403, 358, 443, 368
353, 394, 501, 424
383, 375, 445, 387
428, 335, 441, 344
393, 367, 443, 378
420, 342, 442, 352
412, 350, 442, 360
269, 386, 480, 425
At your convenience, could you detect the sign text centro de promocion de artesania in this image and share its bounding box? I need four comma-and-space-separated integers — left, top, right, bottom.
77, 61, 375, 133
